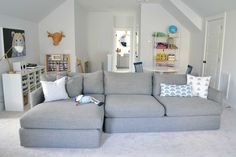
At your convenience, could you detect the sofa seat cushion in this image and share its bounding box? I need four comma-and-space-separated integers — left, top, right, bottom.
20, 95, 104, 130
105, 95, 165, 118
156, 96, 223, 117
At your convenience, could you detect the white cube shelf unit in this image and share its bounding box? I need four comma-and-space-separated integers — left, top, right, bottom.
2, 67, 45, 111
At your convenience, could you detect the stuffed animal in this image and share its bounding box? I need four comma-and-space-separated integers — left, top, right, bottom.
75, 95, 104, 106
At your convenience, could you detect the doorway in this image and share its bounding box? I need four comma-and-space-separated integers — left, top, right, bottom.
113, 29, 132, 72
202, 13, 226, 89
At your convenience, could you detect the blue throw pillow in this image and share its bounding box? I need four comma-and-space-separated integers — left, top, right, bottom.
160, 84, 193, 97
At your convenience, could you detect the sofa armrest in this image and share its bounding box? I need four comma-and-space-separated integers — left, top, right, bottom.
29, 87, 44, 107
208, 87, 223, 104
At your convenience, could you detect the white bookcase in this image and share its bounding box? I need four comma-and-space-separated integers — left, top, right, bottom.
2, 67, 45, 111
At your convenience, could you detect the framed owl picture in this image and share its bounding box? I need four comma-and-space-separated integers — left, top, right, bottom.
0, 28, 26, 58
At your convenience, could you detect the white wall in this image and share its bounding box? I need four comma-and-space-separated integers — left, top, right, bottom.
87, 12, 113, 72
140, 4, 191, 73
0, 14, 40, 111
75, 1, 88, 71
189, 30, 205, 75
221, 9, 236, 108
39, 0, 76, 72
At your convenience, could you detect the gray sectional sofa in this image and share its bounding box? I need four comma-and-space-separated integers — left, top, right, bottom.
19, 71, 223, 148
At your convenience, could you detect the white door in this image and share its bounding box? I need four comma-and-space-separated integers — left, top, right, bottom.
113, 29, 132, 72
203, 15, 225, 89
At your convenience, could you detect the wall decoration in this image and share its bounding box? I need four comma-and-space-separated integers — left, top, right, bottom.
47, 31, 65, 46
2, 28, 26, 58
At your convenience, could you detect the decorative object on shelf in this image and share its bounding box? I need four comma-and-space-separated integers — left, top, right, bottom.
156, 42, 168, 49
168, 54, 176, 61
77, 56, 84, 73
0, 44, 25, 74
168, 25, 178, 34
167, 37, 176, 49
1, 28, 26, 58
152, 32, 166, 37
45, 54, 70, 72
12, 61, 27, 72
47, 31, 65, 46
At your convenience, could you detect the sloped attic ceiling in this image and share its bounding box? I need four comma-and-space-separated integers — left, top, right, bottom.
182, 0, 236, 16
0, 0, 66, 22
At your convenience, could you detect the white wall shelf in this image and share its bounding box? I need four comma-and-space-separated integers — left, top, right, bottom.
2, 67, 45, 111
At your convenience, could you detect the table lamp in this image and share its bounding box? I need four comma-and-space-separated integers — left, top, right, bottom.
0, 45, 24, 74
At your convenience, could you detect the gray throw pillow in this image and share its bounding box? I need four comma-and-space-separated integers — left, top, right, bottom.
66, 75, 83, 98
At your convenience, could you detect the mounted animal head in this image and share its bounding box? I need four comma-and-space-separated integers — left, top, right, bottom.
47, 31, 65, 46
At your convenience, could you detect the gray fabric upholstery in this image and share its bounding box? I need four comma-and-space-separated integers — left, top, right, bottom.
40, 74, 57, 81
20, 128, 101, 148
208, 87, 223, 104
83, 71, 104, 94
20, 97, 104, 130
105, 116, 221, 133
153, 73, 187, 96
156, 96, 223, 117
29, 87, 44, 107
65, 75, 83, 98
104, 72, 153, 95
105, 95, 165, 118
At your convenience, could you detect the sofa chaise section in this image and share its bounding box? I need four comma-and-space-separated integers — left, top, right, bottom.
20, 72, 105, 148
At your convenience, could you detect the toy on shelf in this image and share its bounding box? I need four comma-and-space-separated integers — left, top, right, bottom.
168, 54, 176, 61
156, 53, 168, 62
153, 32, 166, 37
156, 42, 168, 49
168, 25, 178, 34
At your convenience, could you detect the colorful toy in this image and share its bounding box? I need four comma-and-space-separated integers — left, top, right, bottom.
153, 32, 166, 37
156, 42, 168, 49
168, 25, 177, 34
156, 53, 168, 61
168, 54, 176, 61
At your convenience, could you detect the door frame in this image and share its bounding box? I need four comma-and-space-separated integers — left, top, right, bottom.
202, 12, 227, 90
113, 28, 133, 72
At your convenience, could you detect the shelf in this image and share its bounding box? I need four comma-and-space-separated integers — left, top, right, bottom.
156, 48, 178, 50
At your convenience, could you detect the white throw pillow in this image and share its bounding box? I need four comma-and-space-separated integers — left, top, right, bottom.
41, 77, 69, 102
187, 75, 211, 99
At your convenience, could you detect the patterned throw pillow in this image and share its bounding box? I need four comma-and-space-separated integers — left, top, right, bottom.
187, 75, 211, 99
160, 84, 193, 97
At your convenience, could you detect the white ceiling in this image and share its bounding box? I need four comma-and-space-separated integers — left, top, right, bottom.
0, 0, 235, 22
0, 0, 65, 22
182, 0, 236, 16
77, 0, 163, 12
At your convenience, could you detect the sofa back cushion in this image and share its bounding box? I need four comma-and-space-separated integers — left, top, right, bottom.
153, 73, 187, 97
83, 71, 104, 94
105, 72, 153, 95
65, 75, 83, 97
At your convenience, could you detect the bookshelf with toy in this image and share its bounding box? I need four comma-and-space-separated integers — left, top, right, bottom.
152, 25, 180, 72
